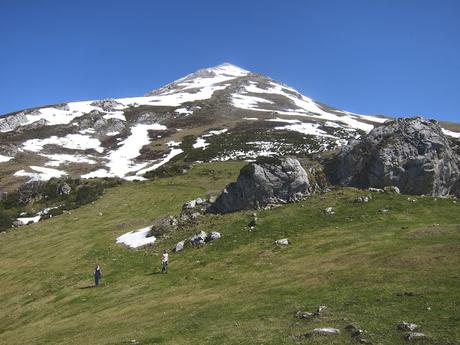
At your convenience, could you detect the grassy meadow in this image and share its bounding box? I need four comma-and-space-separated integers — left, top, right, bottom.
0, 161, 459, 345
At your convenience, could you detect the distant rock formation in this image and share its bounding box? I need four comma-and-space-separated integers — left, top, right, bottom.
208, 157, 312, 213
326, 117, 460, 196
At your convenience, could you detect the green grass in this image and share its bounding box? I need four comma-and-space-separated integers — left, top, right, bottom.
0, 161, 459, 345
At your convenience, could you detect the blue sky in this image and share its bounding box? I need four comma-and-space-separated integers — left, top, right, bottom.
1, 0, 459, 121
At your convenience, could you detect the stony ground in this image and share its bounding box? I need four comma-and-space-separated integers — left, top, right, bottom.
0, 161, 459, 345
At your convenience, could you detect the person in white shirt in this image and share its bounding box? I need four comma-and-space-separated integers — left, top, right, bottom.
161, 249, 169, 273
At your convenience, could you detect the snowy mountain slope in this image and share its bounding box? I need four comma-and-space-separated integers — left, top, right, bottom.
0, 63, 458, 191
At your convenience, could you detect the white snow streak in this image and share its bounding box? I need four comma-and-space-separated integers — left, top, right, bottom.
116, 226, 156, 248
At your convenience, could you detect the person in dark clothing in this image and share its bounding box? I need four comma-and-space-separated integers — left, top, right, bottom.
94, 264, 102, 286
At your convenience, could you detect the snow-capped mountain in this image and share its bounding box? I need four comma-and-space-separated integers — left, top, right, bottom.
0, 63, 458, 191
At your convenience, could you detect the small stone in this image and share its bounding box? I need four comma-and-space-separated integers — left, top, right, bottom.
308, 328, 340, 336
324, 207, 335, 215
295, 311, 315, 319
397, 321, 419, 331
369, 187, 384, 193
174, 240, 185, 253
206, 231, 221, 242
275, 238, 289, 245
405, 332, 427, 341
384, 186, 400, 194
190, 231, 207, 246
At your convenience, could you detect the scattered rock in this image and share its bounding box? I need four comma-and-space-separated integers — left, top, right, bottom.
384, 186, 400, 194
57, 182, 72, 195
295, 305, 326, 319
174, 240, 185, 253
12, 220, 24, 228
295, 311, 315, 319
368, 187, 384, 193
190, 231, 207, 246
148, 215, 178, 237
275, 238, 289, 245
206, 231, 221, 242
355, 196, 370, 203
183, 199, 197, 209
195, 197, 204, 205
324, 207, 335, 215
307, 328, 340, 337
345, 324, 363, 337
90, 98, 123, 112
380, 208, 389, 213
398, 322, 419, 332
208, 157, 313, 214
405, 332, 427, 341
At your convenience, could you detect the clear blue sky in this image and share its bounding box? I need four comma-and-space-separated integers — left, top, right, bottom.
1, 0, 459, 121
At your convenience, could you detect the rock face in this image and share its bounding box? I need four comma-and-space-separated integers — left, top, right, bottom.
327, 117, 460, 197
208, 157, 311, 214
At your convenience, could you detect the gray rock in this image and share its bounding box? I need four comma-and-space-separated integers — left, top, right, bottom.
58, 182, 72, 195
275, 238, 289, 245
190, 231, 207, 246
148, 216, 178, 237
308, 328, 340, 336
206, 231, 221, 242
0, 112, 29, 132
405, 332, 427, 341
174, 240, 185, 252
324, 207, 335, 215
327, 117, 460, 197
90, 98, 123, 112
195, 197, 204, 205
384, 186, 400, 194
355, 196, 370, 203
398, 322, 419, 332
295, 311, 315, 319
12, 220, 24, 227
208, 157, 312, 213
369, 187, 384, 193
183, 199, 197, 209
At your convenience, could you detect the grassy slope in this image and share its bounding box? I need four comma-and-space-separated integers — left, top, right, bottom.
0, 162, 459, 345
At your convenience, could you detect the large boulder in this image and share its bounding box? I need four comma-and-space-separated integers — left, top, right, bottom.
208, 157, 311, 214
326, 117, 460, 196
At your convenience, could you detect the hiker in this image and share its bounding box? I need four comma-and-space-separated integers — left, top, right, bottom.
94, 263, 102, 286
161, 249, 169, 273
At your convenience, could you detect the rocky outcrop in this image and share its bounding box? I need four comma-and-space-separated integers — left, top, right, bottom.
326, 117, 460, 197
90, 98, 123, 112
208, 157, 312, 214
0, 112, 29, 132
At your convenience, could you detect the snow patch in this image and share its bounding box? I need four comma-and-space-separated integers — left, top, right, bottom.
105, 123, 167, 178
42, 154, 97, 167
136, 148, 183, 175
14, 166, 67, 181
116, 226, 156, 248
0, 155, 13, 163
442, 128, 460, 138
22, 134, 104, 153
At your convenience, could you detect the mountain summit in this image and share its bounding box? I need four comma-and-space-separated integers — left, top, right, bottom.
0, 64, 458, 191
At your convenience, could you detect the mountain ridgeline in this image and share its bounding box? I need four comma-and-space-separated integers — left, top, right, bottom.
0, 64, 459, 221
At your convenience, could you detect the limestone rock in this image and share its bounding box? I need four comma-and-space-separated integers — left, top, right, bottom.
307, 328, 340, 336
190, 231, 207, 246
405, 332, 427, 341
384, 186, 400, 194
174, 240, 185, 252
206, 231, 221, 242
397, 322, 419, 332
275, 238, 289, 245
327, 117, 460, 197
208, 157, 312, 214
